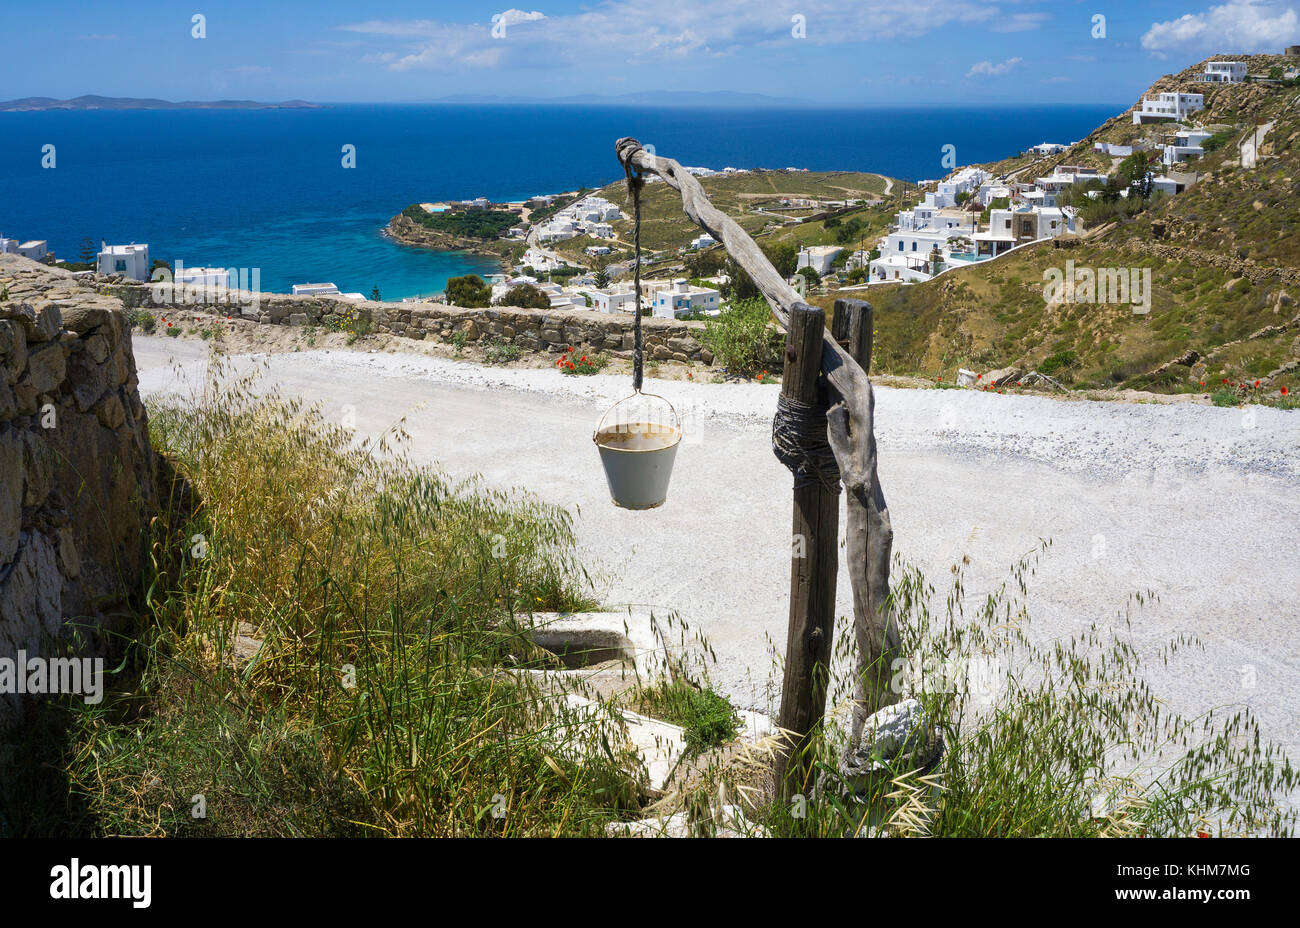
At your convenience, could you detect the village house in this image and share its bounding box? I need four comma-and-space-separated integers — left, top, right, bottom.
291, 282, 339, 297
1200, 61, 1247, 83
96, 242, 148, 280
1133, 92, 1204, 124
651, 279, 721, 319
797, 245, 844, 276
18, 240, 50, 262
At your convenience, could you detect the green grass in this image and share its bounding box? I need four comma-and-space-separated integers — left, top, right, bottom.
633, 680, 740, 754
11, 357, 657, 837
742, 543, 1299, 838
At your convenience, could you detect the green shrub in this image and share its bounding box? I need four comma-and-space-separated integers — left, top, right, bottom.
698, 297, 782, 377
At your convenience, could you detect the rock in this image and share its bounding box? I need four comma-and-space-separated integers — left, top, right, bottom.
25, 343, 66, 395
982, 366, 1022, 388
0, 430, 23, 566
0, 320, 26, 381
838, 697, 944, 792
1020, 371, 1066, 391
0, 301, 62, 342
94, 393, 126, 430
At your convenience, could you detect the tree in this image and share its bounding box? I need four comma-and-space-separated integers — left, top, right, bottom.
370, 286, 382, 302
496, 283, 550, 309
797, 265, 820, 286
593, 267, 610, 288
78, 237, 96, 263
445, 274, 491, 308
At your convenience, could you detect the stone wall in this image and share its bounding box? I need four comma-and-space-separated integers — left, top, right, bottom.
118, 284, 716, 364
1, 255, 159, 729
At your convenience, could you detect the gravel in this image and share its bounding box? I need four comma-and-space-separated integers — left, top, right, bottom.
135, 338, 1300, 780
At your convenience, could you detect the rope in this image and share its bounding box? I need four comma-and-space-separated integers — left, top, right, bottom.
623, 155, 645, 393
772, 393, 842, 493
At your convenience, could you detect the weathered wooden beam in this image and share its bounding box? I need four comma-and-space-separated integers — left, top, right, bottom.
774, 303, 840, 798
832, 300, 901, 741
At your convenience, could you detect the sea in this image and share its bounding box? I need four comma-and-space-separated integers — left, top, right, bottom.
0, 103, 1123, 300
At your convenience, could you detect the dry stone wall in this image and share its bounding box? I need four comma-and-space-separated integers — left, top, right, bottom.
115, 283, 716, 364
1, 255, 159, 730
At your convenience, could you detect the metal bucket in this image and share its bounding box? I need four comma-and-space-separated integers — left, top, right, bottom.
593, 392, 681, 510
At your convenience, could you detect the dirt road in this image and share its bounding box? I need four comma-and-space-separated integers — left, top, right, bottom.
134, 336, 1300, 767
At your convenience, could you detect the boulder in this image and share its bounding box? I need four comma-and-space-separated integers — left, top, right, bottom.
982, 366, 1022, 388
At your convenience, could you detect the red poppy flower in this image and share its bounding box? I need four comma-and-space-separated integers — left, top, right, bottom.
1283, 386, 1290, 396
1254, 380, 1261, 388
1196, 830, 1210, 838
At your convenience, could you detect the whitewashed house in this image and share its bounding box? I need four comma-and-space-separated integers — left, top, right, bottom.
18, 240, 49, 262
97, 242, 148, 280
1029, 142, 1068, 156
1133, 92, 1204, 124
796, 245, 844, 276
175, 266, 231, 288
690, 233, 716, 249
0, 237, 19, 254
589, 284, 640, 314
291, 282, 340, 297
1163, 128, 1213, 166
1201, 61, 1247, 83
651, 280, 720, 319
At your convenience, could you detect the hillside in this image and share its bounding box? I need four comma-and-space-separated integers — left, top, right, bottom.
587, 169, 892, 254
825, 54, 1300, 400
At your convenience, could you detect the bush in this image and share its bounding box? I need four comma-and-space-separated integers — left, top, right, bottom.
698, 297, 782, 377
497, 284, 550, 309
127, 309, 156, 334
445, 274, 491, 308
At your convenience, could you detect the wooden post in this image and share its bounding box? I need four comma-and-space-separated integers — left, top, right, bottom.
831, 298, 901, 742
832, 298, 872, 375
774, 303, 840, 798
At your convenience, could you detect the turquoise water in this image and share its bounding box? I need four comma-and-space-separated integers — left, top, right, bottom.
0, 103, 1123, 299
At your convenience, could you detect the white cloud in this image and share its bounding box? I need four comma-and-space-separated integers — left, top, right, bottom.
338, 1, 1003, 72
967, 57, 1023, 77
1141, 2, 1300, 54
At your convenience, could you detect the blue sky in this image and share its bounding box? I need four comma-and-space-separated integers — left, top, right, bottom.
4, 0, 1299, 105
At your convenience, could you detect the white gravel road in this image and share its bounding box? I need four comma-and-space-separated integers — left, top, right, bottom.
133, 336, 1300, 772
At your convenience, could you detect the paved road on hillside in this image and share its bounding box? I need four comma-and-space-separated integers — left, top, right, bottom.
133, 337, 1300, 783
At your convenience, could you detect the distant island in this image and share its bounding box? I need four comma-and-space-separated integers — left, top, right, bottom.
0, 95, 323, 112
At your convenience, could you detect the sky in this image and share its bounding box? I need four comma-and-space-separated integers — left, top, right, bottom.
3, 0, 1299, 105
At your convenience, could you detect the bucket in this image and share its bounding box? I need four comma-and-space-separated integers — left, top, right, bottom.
593, 392, 681, 509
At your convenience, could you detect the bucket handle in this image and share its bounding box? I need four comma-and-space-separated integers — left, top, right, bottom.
593, 389, 681, 443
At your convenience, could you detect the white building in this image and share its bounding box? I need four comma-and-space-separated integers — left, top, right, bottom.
18, 240, 49, 262
1029, 142, 1069, 156
690, 233, 716, 249
796, 245, 844, 276
0, 237, 19, 254
1133, 92, 1204, 124
97, 242, 148, 280
1201, 61, 1247, 83
291, 282, 340, 297
589, 284, 640, 314
1163, 128, 1213, 166
651, 280, 721, 319
175, 266, 231, 288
